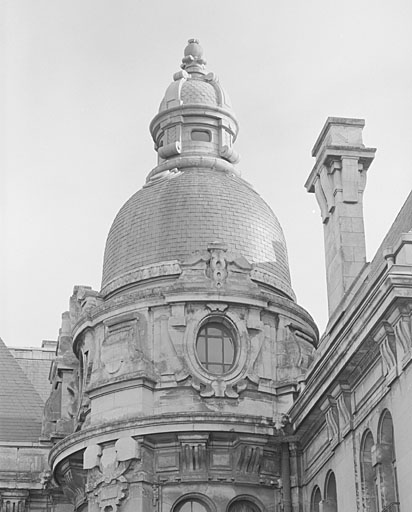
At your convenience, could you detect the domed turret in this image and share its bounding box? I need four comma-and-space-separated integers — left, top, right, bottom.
50, 41, 318, 512
101, 40, 295, 300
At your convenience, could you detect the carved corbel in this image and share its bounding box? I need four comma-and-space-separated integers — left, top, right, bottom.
393, 304, 412, 368
320, 164, 335, 214
320, 396, 339, 447
193, 378, 240, 398
235, 444, 263, 475
178, 434, 208, 473
331, 383, 352, 437
57, 456, 87, 510
314, 175, 329, 223
378, 322, 397, 385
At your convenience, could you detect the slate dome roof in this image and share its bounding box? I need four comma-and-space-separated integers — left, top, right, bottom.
102, 169, 293, 298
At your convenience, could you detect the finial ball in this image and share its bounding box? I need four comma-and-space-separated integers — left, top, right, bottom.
184, 38, 203, 59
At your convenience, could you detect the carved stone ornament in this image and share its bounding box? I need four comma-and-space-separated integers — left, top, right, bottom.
320, 397, 339, 444
84, 437, 141, 512
179, 434, 208, 473
100, 314, 150, 379
191, 375, 247, 398
378, 322, 397, 384
0, 492, 29, 512
101, 320, 135, 375
234, 443, 266, 477
179, 306, 252, 398
206, 242, 229, 287
58, 458, 87, 509
330, 382, 352, 437
393, 304, 412, 367
175, 242, 255, 292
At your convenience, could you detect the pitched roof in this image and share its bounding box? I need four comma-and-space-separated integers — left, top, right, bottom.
0, 338, 44, 442
370, 190, 412, 278
9, 347, 54, 403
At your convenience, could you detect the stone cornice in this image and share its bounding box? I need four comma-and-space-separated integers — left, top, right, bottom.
49, 412, 287, 472
289, 263, 412, 429
149, 104, 239, 141
101, 260, 181, 298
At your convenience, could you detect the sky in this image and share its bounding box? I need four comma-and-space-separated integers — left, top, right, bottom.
3, 0, 412, 348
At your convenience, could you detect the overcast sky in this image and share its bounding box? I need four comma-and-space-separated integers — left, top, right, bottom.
3, 0, 412, 347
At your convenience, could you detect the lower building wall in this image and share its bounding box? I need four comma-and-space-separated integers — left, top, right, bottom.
299, 361, 412, 511
301, 435, 357, 512
384, 362, 412, 508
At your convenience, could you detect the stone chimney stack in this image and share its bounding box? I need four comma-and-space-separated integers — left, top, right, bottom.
305, 117, 376, 316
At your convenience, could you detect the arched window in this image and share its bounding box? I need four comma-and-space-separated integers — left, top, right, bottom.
310, 486, 322, 512
324, 471, 338, 512
228, 499, 260, 512
174, 499, 209, 512
377, 410, 399, 510
196, 321, 236, 374
360, 430, 378, 512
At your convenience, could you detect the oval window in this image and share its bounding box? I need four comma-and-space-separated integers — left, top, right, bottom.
196, 322, 235, 374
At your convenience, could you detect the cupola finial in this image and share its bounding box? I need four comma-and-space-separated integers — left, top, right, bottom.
181, 38, 206, 74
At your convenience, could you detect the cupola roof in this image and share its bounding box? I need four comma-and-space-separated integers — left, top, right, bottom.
101, 40, 294, 300
158, 38, 233, 114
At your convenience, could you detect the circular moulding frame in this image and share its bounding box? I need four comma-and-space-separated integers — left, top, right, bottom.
184, 309, 250, 386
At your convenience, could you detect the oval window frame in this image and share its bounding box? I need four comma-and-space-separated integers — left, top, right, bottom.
184, 309, 249, 386
195, 320, 237, 376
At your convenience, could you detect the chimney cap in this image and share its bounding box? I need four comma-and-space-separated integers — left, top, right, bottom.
312, 117, 366, 158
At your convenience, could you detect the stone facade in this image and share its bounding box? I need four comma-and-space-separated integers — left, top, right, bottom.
1, 40, 411, 512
